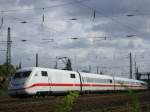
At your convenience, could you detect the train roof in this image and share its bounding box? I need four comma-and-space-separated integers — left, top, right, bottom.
16, 67, 147, 84
17, 67, 112, 78
17, 67, 77, 73
114, 76, 147, 83
80, 72, 113, 79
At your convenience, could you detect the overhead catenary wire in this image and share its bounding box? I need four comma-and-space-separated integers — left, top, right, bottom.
0, 1, 149, 73
0, 0, 148, 40
4, 15, 89, 41
0, 0, 149, 45
0, 0, 91, 13
75, 0, 149, 38
1, 0, 150, 40
0, 0, 94, 42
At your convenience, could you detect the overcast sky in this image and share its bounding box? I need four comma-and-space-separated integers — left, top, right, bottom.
0, 0, 150, 78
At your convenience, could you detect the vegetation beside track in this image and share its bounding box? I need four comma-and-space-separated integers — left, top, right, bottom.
55, 91, 79, 112
0, 64, 16, 96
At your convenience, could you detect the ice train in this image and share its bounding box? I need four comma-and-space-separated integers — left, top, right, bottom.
8, 67, 148, 96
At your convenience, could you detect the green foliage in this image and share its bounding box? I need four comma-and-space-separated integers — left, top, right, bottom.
0, 64, 16, 96
119, 84, 141, 112
0, 80, 8, 96
127, 89, 141, 112
0, 64, 16, 76
55, 91, 79, 112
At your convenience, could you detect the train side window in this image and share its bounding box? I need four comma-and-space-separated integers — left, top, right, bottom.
109, 80, 112, 83
70, 74, 75, 78
41, 71, 48, 77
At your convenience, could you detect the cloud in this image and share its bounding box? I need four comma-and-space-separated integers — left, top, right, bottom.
0, 0, 150, 78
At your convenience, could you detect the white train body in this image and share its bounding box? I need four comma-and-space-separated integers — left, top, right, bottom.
8, 67, 148, 96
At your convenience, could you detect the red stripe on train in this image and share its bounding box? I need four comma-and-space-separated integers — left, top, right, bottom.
9, 83, 143, 91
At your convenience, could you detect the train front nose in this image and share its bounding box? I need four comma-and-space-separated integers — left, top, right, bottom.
8, 79, 27, 96
8, 70, 31, 96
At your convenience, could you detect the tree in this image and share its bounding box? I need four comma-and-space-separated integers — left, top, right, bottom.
0, 64, 16, 88
63, 59, 72, 71
0, 64, 16, 76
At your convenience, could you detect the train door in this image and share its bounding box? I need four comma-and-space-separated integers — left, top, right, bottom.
48, 72, 52, 93
40, 71, 51, 93
113, 76, 116, 91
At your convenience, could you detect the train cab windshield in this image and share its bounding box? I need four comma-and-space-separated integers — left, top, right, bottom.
140, 82, 148, 86
13, 71, 31, 79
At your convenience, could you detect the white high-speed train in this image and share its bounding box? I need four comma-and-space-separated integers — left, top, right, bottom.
8, 67, 148, 96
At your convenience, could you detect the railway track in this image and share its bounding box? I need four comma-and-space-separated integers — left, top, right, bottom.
85, 101, 150, 112
0, 96, 60, 112
0, 96, 54, 104
0, 91, 149, 112
73, 91, 150, 112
